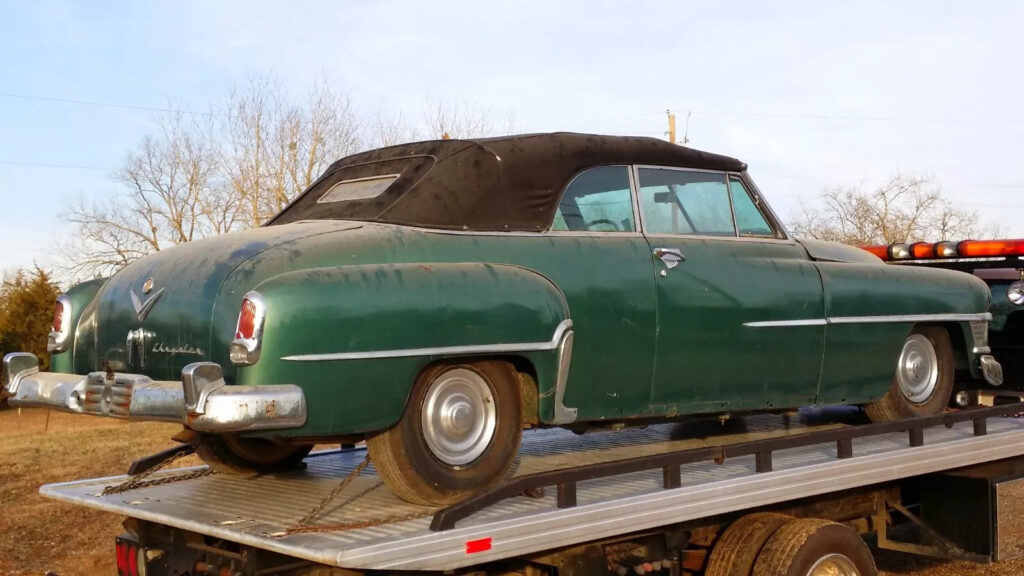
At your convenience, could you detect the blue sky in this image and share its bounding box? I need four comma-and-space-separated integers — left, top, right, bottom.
2, 1, 1024, 279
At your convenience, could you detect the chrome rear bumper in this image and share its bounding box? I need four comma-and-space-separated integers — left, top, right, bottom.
1, 353, 306, 433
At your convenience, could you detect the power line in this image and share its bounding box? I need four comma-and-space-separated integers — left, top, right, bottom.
0, 160, 110, 171
684, 108, 1024, 127
0, 91, 218, 117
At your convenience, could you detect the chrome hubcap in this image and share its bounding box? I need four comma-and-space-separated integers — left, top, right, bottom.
896, 333, 939, 404
807, 553, 859, 576
421, 368, 497, 466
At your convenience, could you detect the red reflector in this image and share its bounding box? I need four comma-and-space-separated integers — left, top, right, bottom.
466, 537, 492, 554
911, 242, 936, 259
861, 245, 890, 260
52, 300, 64, 333
958, 239, 1024, 258
115, 542, 128, 575
128, 545, 139, 576
236, 298, 257, 340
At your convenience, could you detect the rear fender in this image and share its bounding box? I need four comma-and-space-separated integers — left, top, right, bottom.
239, 262, 570, 437
50, 277, 108, 374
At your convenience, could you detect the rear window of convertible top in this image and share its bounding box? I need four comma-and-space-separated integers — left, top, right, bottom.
317, 174, 400, 203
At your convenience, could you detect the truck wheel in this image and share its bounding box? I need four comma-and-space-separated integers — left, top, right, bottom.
367, 360, 522, 506
752, 518, 876, 576
864, 325, 953, 422
705, 512, 795, 576
196, 434, 312, 474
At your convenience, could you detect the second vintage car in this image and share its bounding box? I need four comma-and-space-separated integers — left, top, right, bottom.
2, 133, 1001, 505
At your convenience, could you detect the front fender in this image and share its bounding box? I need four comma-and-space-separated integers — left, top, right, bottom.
238, 262, 570, 437
816, 262, 990, 403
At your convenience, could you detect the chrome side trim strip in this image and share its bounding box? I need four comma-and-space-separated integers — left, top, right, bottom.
745, 312, 992, 328
827, 313, 992, 324
281, 319, 574, 362
551, 329, 578, 424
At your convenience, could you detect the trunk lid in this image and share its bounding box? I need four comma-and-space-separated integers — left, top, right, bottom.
75, 221, 361, 380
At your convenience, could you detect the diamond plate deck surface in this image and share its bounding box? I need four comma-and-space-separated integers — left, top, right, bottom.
41, 409, 1024, 570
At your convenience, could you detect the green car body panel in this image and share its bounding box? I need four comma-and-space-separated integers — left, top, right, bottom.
39, 133, 993, 441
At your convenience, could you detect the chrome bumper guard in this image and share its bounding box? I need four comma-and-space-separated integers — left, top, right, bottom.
1, 353, 306, 433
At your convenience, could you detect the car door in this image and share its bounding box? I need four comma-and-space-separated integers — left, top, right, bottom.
635, 167, 826, 414
537, 165, 658, 421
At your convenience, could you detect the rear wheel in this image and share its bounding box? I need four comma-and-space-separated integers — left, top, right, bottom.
864, 325, 954, 422
705, 512, 795, 576
752, 518, 876, 576
196, 434, 312, 474
367, 360, 522, 506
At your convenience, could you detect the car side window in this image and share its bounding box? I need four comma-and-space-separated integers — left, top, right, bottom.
551, 165, 635, 232
729, 176, 775, 237
637, 168, 735, 236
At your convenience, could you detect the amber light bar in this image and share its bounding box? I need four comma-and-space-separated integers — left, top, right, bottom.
861, 239, 1024, 261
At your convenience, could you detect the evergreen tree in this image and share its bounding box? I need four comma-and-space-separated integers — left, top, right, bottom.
0, 267, 61, 372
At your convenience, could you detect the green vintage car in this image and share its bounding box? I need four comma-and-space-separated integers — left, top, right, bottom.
2, 133, 1002, 505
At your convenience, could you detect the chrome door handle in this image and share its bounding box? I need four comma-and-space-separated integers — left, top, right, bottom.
653, 247, 685, 269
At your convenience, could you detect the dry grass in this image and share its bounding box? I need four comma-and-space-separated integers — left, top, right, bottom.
1, 407, 1023, 576
0, 408, 198, 576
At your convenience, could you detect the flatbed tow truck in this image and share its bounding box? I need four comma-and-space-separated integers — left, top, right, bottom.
36, 402, 1024, 576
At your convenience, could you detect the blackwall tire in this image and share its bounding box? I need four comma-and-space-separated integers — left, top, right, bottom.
195, 434, 312, 474
705, 512, 795, 576
864, 325, 954, 423
752, 518, 876, 576
367, 360, 522, 506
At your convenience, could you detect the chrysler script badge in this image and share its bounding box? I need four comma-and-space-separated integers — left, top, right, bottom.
130, 284, 165, 323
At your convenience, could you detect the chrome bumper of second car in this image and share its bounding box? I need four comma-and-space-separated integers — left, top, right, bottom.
1, 353, 306, 433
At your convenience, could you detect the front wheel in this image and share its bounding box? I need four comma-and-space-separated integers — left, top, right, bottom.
864, 325, 954, 422
367, 360, 522, 506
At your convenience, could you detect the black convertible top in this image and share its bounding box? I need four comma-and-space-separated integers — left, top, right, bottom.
268, 132, 747, 231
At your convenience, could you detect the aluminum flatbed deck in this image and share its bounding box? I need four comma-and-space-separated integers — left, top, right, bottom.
41, 408, 1024, 571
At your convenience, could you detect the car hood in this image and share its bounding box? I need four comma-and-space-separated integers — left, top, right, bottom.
73, 220, 363, 380
796, 238, 882, 264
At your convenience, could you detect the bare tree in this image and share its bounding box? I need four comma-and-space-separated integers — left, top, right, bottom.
222, 76, 362, 227
61, 108, 223, 277
420, 97, 515, 139
790, 173, 994, 245
58, 80, 515, 279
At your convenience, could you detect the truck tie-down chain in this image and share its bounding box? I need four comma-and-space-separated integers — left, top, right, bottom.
100, 445, 214, 496
284, 454, 434, 536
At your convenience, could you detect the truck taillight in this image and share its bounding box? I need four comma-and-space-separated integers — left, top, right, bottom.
47, 294, 72, 353
115, 537, 146, 576
230, 292, 266, 366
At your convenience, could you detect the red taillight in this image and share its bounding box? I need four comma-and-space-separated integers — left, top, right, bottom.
115, 541, 128, 574
52, 300, 64, 333
957, 239, 1024, 258
115, 537, 145, 576
235, 298, 258, 340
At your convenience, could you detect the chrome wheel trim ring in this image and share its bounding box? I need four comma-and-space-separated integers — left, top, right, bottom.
807, 553, 860, 576
896, 333, 939, 404
421, 367, 497, 466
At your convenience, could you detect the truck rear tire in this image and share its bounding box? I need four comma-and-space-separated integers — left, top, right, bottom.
864, 325, 953, 422
705, 512, 794, 576
752, 518, 876, 576
367, 360, 522, 506
196, 434, 312, 474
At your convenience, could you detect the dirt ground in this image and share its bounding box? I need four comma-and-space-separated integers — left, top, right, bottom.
2, 408, 1024, 576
